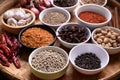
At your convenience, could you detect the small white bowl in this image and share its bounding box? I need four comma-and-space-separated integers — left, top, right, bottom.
29, 46, 69, 79
39, 7, 71, 29
69, 43, 109, 75
92, 26, 120, 54
75, 4, 112, 30
51, 0, 79, 12
56, 23, 91, 48
79, 0, 107, 6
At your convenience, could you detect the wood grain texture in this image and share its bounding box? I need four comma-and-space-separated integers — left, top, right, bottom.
0, 0, 120, 80
0, 0, 17, 15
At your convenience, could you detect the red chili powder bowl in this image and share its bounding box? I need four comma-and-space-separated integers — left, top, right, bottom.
78, 11, 107, 23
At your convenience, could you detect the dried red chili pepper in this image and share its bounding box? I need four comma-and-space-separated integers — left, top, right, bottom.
12, 53, 21, 68
0, 53, 9, 67
0, 32, 21, 68
3, 32, 13, 47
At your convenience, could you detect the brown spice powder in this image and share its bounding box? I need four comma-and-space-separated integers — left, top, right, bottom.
21, 27, 54, 48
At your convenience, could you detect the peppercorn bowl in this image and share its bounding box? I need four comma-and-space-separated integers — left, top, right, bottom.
56, 23, 91, 48
51, 0, 79, 12
69, 43, 109, 75
1, 8, 36, 35
91, 26, 120, 54
28, 46, 69, 79
39, 7, 71, 29
18, 24, 56, 49
79, 0, 107, 6
75, 4, 112, 30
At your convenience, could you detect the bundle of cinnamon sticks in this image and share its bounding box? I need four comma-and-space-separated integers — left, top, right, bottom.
108, 7, 120, 29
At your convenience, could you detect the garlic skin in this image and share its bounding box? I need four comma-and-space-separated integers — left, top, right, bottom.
24, 13, 32, 19
14, 9, 25, 20
17, 19, 27, 26
3, 10, 15, 19
7, 18, 17, 26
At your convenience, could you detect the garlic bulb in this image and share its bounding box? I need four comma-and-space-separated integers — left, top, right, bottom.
7, 18, 17, 26
17, 19, 27, 26
3, 10, 15, 19
14, 8, 25, 20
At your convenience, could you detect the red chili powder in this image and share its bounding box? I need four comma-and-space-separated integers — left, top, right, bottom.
78, 11, 107, 23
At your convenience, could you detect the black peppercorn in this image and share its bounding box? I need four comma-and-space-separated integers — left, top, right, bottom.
74, 52, 101, 70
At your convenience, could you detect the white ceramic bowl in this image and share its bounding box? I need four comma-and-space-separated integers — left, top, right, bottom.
56, 23, 91, 48
39, 7, 71, 29
75, 4, 112, 30
29, 46, 69, 79
79, 0, 107, 6
69, 43, 109, 75
51, 0, 79, 12
92, 26, 120, 55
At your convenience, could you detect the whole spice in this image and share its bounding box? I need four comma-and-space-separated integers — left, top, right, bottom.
21, 27, 54, 48
31, 49, 67, 72
78, 11, 106, 23
75, 52, 101, 69
53, 0, 76, 7
0, 32, 21, 68
42, 11, 67, 25
58, 25, 88, 43
81, 0, 105, 6
93, 27, 120, 48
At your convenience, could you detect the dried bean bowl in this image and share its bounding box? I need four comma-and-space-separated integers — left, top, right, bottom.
56, 23, 91, 48
28, 46, 69, 79
18, 24, 56, 49
92, 26, 120, 54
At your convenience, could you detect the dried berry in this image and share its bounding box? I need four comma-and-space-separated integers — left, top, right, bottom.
58, 25, 88, 43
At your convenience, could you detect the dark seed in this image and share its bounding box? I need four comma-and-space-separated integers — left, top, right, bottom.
74, 52, 101, 70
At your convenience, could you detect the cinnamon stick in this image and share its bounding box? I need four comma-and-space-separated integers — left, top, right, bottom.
108, 20, 113, 26
112, 10, 116, 27
114, 7, 119, 28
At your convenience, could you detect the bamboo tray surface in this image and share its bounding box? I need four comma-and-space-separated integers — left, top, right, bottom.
0, 1, 120, 80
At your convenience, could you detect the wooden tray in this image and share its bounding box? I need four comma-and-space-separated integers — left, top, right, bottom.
0, 0, 120, 80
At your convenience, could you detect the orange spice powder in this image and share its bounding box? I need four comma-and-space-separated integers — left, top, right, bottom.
78, 11, 107, 23
21, 27, 54, 48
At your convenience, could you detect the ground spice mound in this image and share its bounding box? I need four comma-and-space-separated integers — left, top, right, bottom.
21, 27, 54, 48
42, 11, 67, 25
78, 11, 106, 23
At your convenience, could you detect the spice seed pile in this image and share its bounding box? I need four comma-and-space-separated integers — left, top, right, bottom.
31, 49, 67, 72
81, 0, 105, 6
42, 11, 67, 25
75, 53, 101, 69
53, 0, 76, 7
